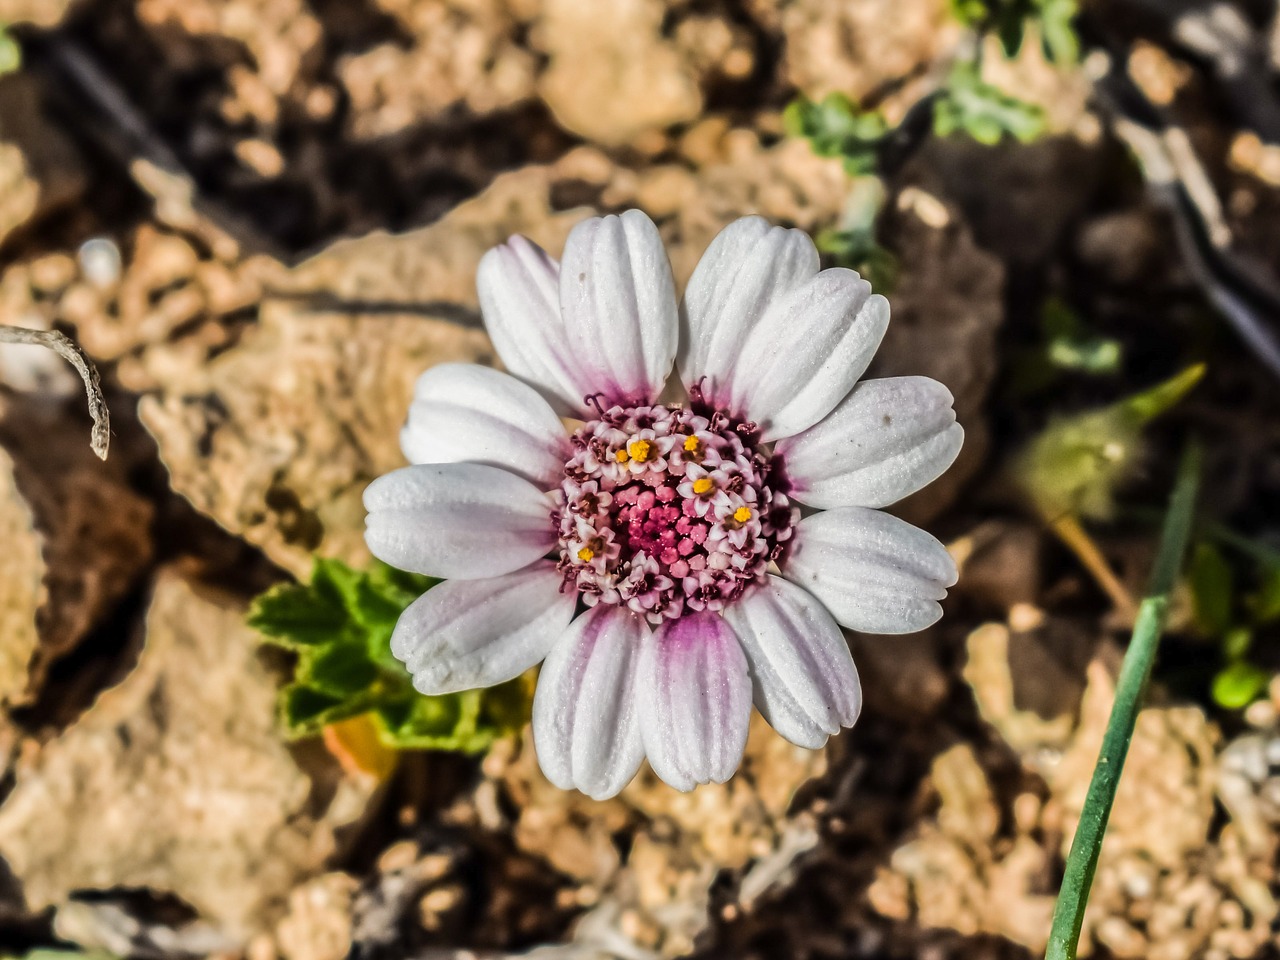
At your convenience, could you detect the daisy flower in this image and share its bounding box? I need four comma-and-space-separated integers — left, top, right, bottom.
365, 211, 962, 799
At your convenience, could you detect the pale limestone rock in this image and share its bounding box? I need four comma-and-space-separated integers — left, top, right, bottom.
534, 0, 703, 145
340, 0, 539, 139
0, 0, 73, 27
136, 0, 322, 96
755, 0, 956, 119
0, 446, 41, 705
0, 571, 353, 941
142, 136, 998, 577
140, 168, 585, 576
490, 713, 826, 958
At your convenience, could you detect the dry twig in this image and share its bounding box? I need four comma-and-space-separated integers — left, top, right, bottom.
0, 325, 110, 459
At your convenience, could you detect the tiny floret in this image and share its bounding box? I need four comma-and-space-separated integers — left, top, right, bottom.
367, 210, 964, 800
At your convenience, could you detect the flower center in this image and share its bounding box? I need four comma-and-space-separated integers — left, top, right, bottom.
553, 402, 796, 624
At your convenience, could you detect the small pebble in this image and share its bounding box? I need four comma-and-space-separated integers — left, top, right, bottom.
78, 237, 123, 289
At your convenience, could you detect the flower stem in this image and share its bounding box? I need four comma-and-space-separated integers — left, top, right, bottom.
0, 325, 110, 459
1049, 513, 1137, 618
1044, 440, 1202, 960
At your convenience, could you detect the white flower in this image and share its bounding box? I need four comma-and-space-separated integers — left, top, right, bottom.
365, 211, 962, 799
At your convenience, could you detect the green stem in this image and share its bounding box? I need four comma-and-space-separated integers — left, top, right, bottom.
1044, 441, 1202, 960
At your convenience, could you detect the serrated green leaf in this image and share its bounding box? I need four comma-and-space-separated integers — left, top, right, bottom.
1212, 661, 1270, 710
301, 641, 381, 697
252, 557, 528, 755
1189, 542, 1235, 636
248, 580, 348, 647
280, 683, 349, 734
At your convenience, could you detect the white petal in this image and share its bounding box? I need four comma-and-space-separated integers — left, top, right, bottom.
677, 216, 819, 408
783, 507, 957, 634
729, 268, 890, 441
558, 210, 678, 406
532, 604, 647, 800
724, 576, 861, 749
478, 235, 584, 415
364, 463, 554, 580
400, 363, 569, 488
776, 377, 964, 509
390, 560, 574, 694
638, 611, 751, 791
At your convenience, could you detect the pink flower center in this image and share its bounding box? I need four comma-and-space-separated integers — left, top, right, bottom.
553, 402, 796, 624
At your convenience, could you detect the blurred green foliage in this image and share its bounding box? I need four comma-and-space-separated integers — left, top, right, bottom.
1012, 298, 1123, 396
1187, 541, 1280, 710
249, 557, 531, 752
782, 93, 887, 177
1012, 365, 1204, 523
950, 0, 1080, 64
0, 24, 18, 76
932, 63, 1046, 145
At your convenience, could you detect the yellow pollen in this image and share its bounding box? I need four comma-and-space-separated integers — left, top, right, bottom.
577, 546, 595, 562
683, 435, 700, 452
692, 477, 715, 495
628, 439, 652, 462
733, 506, 753, 523
614, 449, 629, 463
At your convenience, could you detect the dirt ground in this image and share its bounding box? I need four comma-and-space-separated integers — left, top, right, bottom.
2, 1, 1280, 959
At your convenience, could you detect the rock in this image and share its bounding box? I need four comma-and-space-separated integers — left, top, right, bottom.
756, 0, 955, 121
533, 0, 703, 145
489, 713, 827, 958
962, 620, 1088, 756
0, 446, 41, 706
0, 395, 154, 704
0, 570, 358, 942
139, 169, 584, 576
340, 0, 539, 139
881, 646, 1274, 959
0, 0, 74, 26
143, 136, 997, 573
0, 73, 86, 247
136, 0, 322, 98
274, 873, 359, 960
867, 743, 1055, 947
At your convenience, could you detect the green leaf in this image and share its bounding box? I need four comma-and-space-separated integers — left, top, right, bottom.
997, 10, 1027, 58
250, 557, 528, 753
1045, 441, 1201, 960
949, 0, 992, 28
301, 641, 381, 697
1249, 565, 1280, 624
248, 580, 348, 647
0, 25, 20, 77
1012, 365, 1205, 522
1040, 299, 1122, 375
1223, 626, 1254, 661
1189, 542, 1234, 636
1038, 0, 1081, 64
280, 683, 348, 734
1212, 660, 1270, 710
934, 63, 1046, 145
784, 93, 887, 177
